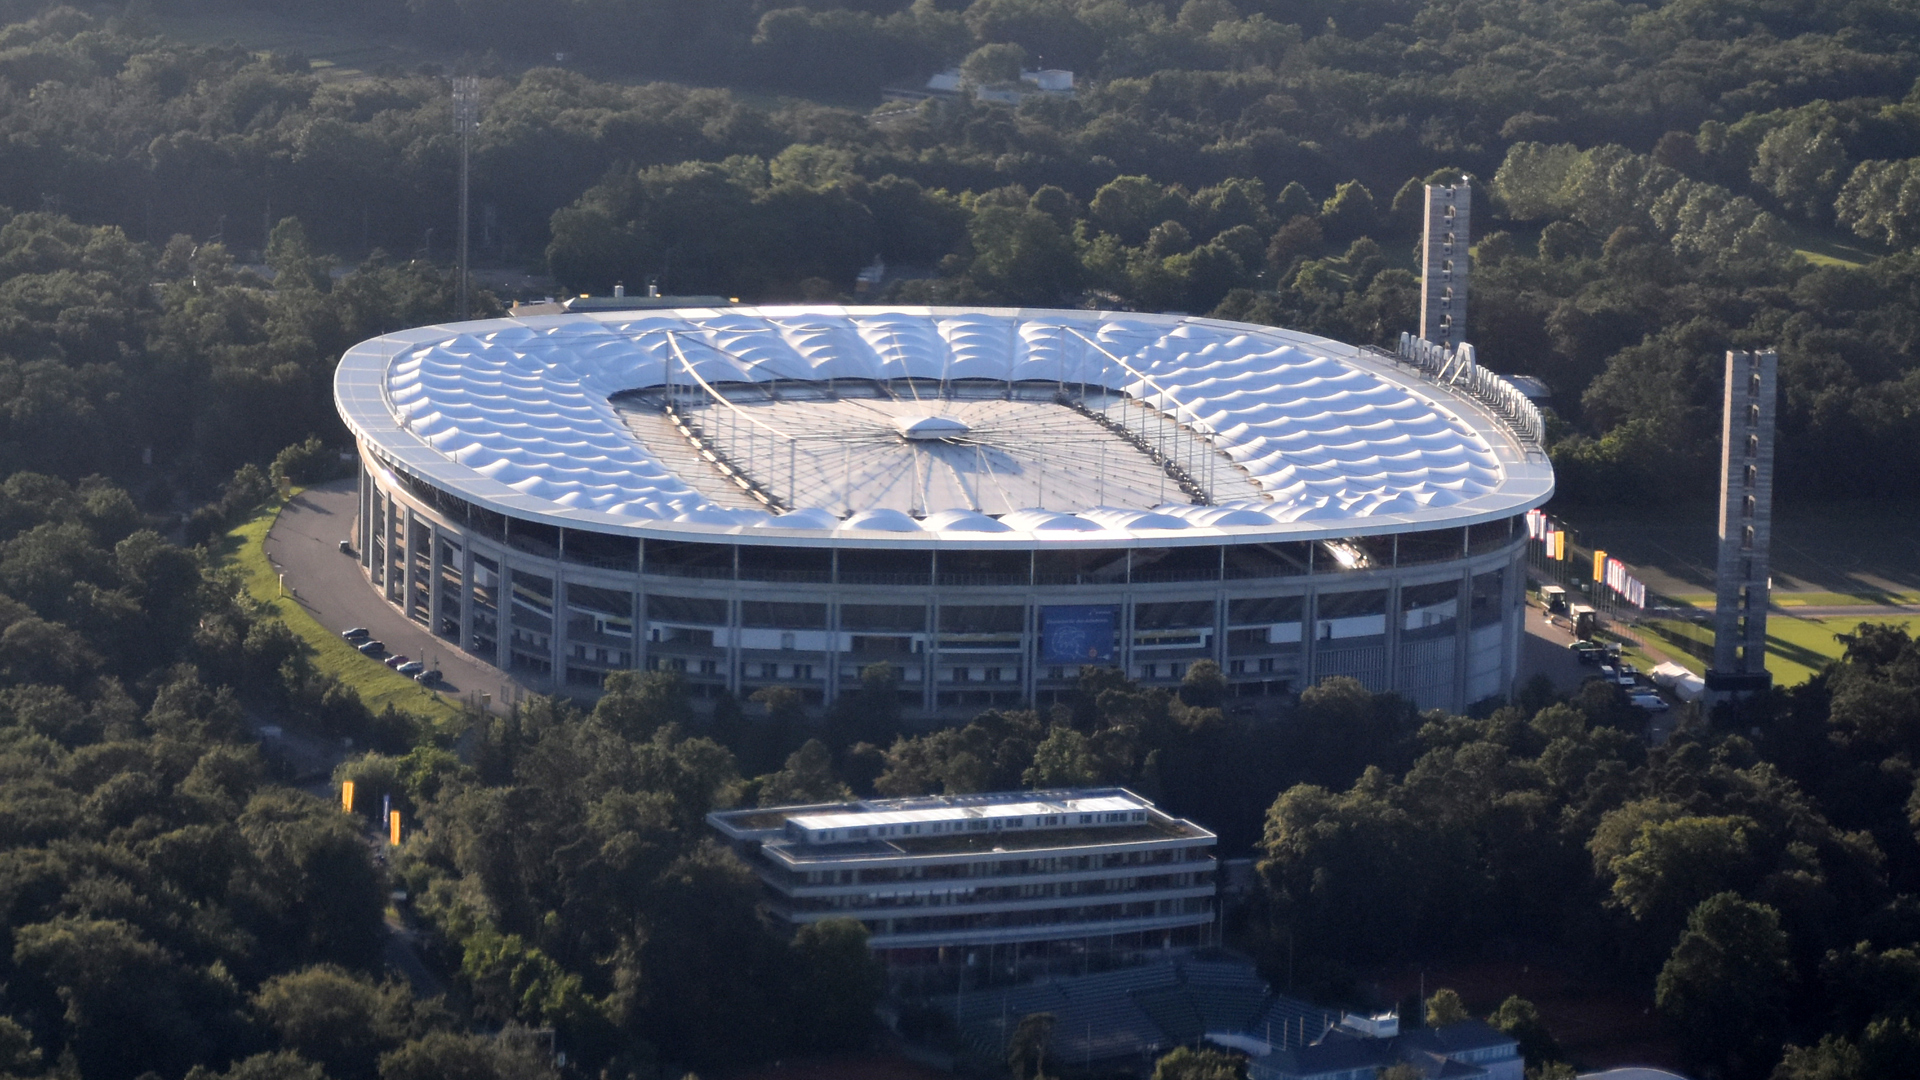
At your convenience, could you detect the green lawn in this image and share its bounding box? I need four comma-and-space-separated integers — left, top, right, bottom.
1638, 614, 1920, 688
215, 498, 464, 728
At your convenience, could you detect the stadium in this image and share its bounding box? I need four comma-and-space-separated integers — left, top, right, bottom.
333, 306, 1552, 716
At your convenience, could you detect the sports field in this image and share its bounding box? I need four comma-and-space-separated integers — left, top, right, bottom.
1545, 497, 1920, 687
1552, 499, 1920, 607
1633, 613, 1920, 687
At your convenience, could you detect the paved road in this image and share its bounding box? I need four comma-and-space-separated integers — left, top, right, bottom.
1518, 604, 1592, 694
1775, 604, 1920, 618
265, 479, 532, 714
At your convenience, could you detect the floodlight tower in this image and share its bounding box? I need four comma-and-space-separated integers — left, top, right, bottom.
1420, 180, 1470, 348
452, 76, 480, 321
1706, 349, 1778, 699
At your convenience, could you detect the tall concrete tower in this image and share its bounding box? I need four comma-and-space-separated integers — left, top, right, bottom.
1420, 181, 1470, 348
1706, 349, 1777, 697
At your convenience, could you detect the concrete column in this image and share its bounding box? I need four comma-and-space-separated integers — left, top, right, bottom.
1302, 587, 1319, 688
1453, 563, 1473, 715
632, 583, 645, 671
1213, 584, 1228, 671
359, 464, 373, 572
1505, 548, 1525, 700
551, 564, 567, 690
428, 522, 444, 637
459, 542, 475, 653
926, 593, 940, 714
382, 495, 397, 600
494, 553, 512, 672
1021, 601, 1037, 707
402, 507, 419, 620
824, 592, 841, 706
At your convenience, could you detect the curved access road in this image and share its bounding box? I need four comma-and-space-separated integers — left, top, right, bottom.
264, 478, 535, 714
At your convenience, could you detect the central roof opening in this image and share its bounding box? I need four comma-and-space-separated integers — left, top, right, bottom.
612, 380, 1255, 518
893, 414, 971, 441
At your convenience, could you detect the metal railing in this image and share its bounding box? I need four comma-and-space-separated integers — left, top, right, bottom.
1382, 333, 1548, 453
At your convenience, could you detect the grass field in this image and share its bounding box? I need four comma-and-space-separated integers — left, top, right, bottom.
1785, 218, 1887, 268
215, 498, 463, 728
1551, 498, 1920, 603
1636, 613, 1920, 688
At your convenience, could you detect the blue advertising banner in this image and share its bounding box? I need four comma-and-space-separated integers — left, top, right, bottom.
1041, 605, 1116, 663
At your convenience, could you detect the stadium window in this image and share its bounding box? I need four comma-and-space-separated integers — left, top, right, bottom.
1747, 434, 1759, 458
985, 667, 1002, 682
1743, 495, 1755, 519
1742, 526, 1755, 550
1744, 464, 1756, 488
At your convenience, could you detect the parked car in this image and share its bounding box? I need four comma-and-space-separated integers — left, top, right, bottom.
341, 627, 369, 641
1629, 691, 1670, 712
1569, 641, 1607, 664
414, 669, 443, 685
1613, 665, 1638, 687
384, 654, 410, 669
356, 640, 385, 655
395, 660, 424, 676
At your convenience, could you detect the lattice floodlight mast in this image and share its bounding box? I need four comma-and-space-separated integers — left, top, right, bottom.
1707, 348, 1777, 697
452, 76, 480, 322
1421, 181, 1470, 349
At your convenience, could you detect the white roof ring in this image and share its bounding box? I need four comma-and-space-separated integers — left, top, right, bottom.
336, 306, 1552, 547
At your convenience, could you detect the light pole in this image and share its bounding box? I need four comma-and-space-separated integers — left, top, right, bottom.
452, 76, 480, 321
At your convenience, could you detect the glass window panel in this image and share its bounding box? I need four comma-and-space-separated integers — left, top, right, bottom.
739, 545, 831, 582
1131, 547, 1222, 583
1315, 589, 1387, 640
740, 601, 828, 629
1224, 542, 1312, 578
841, 604, 928, 632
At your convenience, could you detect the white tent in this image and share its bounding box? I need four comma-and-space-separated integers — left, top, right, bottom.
1650, 661, 1705, 702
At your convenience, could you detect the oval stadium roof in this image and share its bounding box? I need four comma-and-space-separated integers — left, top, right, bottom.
335, 306, 1553, 546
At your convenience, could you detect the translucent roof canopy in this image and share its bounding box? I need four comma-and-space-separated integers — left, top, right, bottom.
335, 306, 1553, 546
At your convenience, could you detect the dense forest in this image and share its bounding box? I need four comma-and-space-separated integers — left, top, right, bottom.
0, 0, 1903, 1078
0, 2, 1901, 498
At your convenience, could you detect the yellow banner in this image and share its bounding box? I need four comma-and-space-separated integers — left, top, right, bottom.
389, 810, 401, 846
1593, 549, 1607, 581
341, 780, 355, 813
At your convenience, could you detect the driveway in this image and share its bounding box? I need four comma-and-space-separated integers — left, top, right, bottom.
264, 479, 534, 714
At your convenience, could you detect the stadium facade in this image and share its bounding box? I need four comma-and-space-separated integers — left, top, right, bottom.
333, 306, 1552, 715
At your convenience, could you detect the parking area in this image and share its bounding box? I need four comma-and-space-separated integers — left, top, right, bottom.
265, 479, 536, 713
1521, 590, 1683, 741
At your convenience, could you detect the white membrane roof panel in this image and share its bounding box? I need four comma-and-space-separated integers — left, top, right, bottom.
339, 306, 1553, 544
